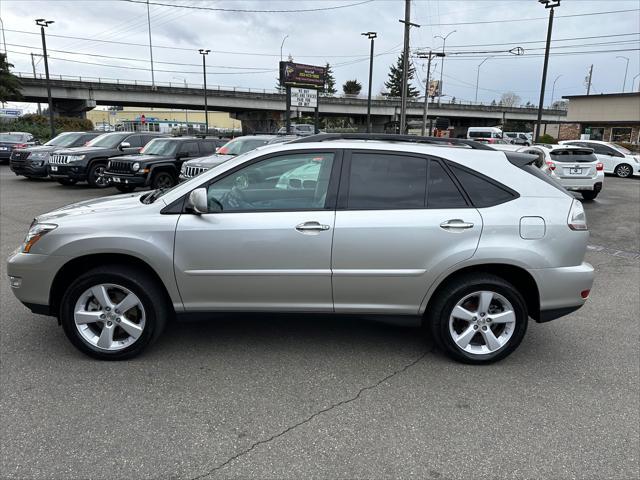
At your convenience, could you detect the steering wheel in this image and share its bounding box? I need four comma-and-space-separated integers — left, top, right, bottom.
219, 186, 253, 210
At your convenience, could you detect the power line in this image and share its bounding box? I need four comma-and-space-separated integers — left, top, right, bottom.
440, 32, 639, 49
119, 0, 374, 13
415, 8, 640, 26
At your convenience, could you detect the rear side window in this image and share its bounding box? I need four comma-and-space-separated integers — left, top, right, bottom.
427, 161, 467, 208
448, 164, 517, 208
347, 153, 427, 209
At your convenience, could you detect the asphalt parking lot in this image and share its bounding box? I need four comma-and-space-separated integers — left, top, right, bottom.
1, 166, 638, 480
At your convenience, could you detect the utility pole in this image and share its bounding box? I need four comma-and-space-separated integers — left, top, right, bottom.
534, 0, 560, 144
30, 53, 42, 115
36, 19, 55, 139
146, 0, 156, 89
586, 64, 593, 95
417, 50, 444, 136
361, 32, 377, 133
199, 49, 210, 134
0, 16, 7, 61
399, 0, 419, 134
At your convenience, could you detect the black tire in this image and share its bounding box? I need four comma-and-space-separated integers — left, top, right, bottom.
151, 171, 176, 190
59, 265, 170, 360
614, 163, 632, 178
426, 273, 528, 364
56, 178, 77, 186
116, 184, 136, 193
581, 190, 598, 201
87, 162, 109, 188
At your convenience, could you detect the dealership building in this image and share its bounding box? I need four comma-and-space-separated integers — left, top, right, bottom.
555, 92, 640, 144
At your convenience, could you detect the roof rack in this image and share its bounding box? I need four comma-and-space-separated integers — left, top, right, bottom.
288, 133, 495, 150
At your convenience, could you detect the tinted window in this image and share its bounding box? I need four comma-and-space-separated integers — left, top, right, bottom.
179, 141, 200, 156
347, 153, 427, 209
125, 135, 144, 148
427, 161, 467, 208
207, 153, 334, 212
587, 143, 615, 156
199, 140, 219, 155
449, 164, 516, 207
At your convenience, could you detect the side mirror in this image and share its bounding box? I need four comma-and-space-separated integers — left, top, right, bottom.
186, 188, 209, 214
119, 141, 131, 150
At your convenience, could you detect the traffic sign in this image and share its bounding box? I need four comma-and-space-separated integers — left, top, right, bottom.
290, 88, 317, 108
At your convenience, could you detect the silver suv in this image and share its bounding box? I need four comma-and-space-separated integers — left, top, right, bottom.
7, 134, 594, 363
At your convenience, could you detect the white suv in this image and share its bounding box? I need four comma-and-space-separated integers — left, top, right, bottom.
518, 145, 604, 201
559, 140, 640, 178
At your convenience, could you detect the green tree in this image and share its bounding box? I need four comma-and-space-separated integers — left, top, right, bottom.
342, 79, 362, 95
384, 53, 419, 98
0, 53, 22, 103
324, 63, 337, 95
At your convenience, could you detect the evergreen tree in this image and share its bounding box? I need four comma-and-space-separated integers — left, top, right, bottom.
0, 53, 22, 103
342, 79, 362, 95
384, 53, 419, 98
323, 63, 337, 95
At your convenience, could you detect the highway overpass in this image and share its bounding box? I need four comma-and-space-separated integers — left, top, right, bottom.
11, 74, 567, 133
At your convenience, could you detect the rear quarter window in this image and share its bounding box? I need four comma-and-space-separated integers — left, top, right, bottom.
448, 163, 518, 208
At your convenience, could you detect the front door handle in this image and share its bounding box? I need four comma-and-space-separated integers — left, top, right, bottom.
296, 221, 331, 232
440, 219, 474, 230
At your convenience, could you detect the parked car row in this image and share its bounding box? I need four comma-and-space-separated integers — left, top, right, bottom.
0, 132, 39, 162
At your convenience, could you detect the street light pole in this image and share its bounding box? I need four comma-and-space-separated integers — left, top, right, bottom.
633, 73, 640, 92
280, 35, 289, 62
146, 0, 156, 89
199, 49, 210, 134
475, 57, 491, 103
361, 32, 377, 133
434, 30, 455, 106
616, 56, 629, 92
534, 0, 560, 143
173, 76, 189, 129
550, 74, 562, 107
399, 0, 420, 134
0, 16, 7, 61
417, 50, 445, 136
35, 19, 55, 139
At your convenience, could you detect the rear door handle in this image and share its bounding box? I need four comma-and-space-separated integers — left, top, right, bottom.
440, 219, 474, 230
296, 221, 331, 232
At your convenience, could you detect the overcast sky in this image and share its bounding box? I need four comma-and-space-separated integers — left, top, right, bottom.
1, 0, 639, 111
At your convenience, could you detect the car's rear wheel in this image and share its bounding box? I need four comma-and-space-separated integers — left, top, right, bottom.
151, 171, 175, 190
56, 178, 77, 186
614, 163, 632, 178
427, 273, 528, 364
581, 190, 598, 201
88, 162, 109, 188
59, 266, 169, 360
116, 185, 136, 193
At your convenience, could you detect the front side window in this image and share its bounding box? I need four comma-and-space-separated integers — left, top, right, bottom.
347, 153, 427, 209
206, 152, 334, 212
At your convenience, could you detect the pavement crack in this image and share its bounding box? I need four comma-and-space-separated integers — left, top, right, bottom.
188, 349, 430, 480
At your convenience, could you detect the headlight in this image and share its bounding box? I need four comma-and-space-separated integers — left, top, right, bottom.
132, 162, 140, 172
22, 223, 57, 253
181, 164, 186, 173
68, 155, 86, 162
30, 152, 47, 160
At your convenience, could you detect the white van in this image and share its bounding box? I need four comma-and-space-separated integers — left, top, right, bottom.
467, 127, 504, 144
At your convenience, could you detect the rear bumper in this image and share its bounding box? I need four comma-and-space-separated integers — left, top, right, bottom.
530, 262, 594, 322
557, 176, 602, 191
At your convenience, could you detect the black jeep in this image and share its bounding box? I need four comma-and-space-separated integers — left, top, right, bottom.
103, 137, 221, 192
48, 132, 166, 187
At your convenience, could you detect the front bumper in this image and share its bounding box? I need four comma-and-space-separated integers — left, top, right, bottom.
7, 250, 71, 316
0, 150, 12, 160
530, 262, 594, 322
48, 164, 87, 181
104, 172, 148, 186
10, 160, 49, 177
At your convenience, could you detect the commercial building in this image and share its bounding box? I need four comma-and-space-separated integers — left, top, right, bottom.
554, 92, 640, 145
86, 107, 242, 134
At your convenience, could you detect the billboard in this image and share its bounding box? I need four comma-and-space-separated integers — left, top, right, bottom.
280, 62, 326, 89
290, 88, 318, 108
427, 80, 441, 98
0, 108, 23, 118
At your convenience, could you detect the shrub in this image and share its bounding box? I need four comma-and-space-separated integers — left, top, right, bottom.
0, 114, 94, 142
537, 133, 556, 144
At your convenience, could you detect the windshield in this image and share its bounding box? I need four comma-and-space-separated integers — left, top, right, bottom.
0, 133, 27, 142
217, 137, 269, 155
86, 133, 129, 148
606, 142, 632, 155
45, 132, 84, 147
141, 138, 178, 155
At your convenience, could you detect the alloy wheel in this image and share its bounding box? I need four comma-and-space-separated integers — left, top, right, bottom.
616, 164, 631, 178
73, 283, 146, 351
448, 290, 516, 356
93, 166, 108, 187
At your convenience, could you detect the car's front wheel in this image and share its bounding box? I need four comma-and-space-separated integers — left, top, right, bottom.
427, 273, 528, 364
614, 163, 632, 178
88, 162, 109, 188
59, 266, 169, 360
151, 171, 176, 190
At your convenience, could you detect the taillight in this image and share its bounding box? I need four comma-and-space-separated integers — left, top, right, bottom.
13, 143, 27, 149
596, 162, 603, 171
581, 289, 590, 299
546, 161, 556, 171
567, 199, 588, 231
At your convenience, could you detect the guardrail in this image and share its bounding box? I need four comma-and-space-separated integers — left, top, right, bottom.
13, 72, 568, 112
